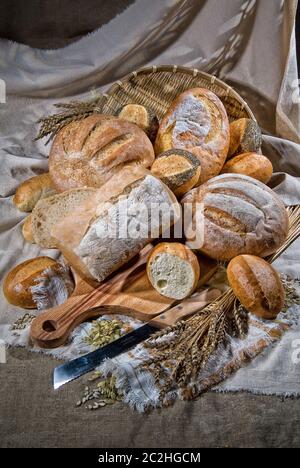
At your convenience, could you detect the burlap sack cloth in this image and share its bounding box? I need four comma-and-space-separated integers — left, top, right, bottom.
0, 0, 299, 447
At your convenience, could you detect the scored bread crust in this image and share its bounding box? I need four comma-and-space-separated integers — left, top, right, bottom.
154, 88, 229, 184
49, 114, 155, 192
227, 255, 285, 319
181, 173, 289, 261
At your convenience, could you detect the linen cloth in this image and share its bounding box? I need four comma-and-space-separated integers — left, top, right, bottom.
0, 0, 300, 404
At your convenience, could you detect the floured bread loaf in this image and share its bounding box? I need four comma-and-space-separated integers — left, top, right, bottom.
52, 167, 181, 282
154, 88, 229, 184
181, 174, 288, 260
49, 114, 155, 192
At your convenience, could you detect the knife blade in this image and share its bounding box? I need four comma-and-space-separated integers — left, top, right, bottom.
53, 288, 221, 389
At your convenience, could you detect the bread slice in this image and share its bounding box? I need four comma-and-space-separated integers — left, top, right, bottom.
32, 188, 96, 248
147, 243, 200, 300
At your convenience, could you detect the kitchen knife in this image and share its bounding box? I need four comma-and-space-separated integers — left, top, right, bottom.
53, 288, 220, 389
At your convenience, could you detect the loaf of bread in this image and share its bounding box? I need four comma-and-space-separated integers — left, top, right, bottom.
227, 255, 285, 319
31, 188, 96, 248
228, 118, 262, 159
181, 174, 289, 261
3, 257, 61, 308
49, 114, 155, 192
52, 166, 181, 282
22, 215, 34, 243
13, 173, 56, 212
117, 104, 159, 142
151, 149, 201, 197
154, 88, 230, 184
221, 152, 273, 184
147, 243, 200, 299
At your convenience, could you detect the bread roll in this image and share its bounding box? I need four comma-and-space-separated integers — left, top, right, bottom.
154, 88, 229, 184
221, 152, 273, 184
181, 174, 288, 261
13, 173, 56, 212
117, 104, 159, 142
228, 118, 262, 159
22, 215, 34, 243
151, 149, 201, 197
147, 243, 200, 299
52, 166, 181, 282
3, 257, 58, 308
227, 255, 285, 319
32, 188, 96, 248
49, 114, 155, 192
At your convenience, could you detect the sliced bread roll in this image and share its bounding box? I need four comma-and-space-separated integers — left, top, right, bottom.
147, 243, 200, 300
31, 188, 96, 248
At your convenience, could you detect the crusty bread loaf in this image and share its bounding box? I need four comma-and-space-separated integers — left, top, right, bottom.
32, 188, 96, 248
181, 173, 288, 261
151, 149, 201, 197
154, 88, 230, 184
52, 166, 181, 282
22, 215, 34, 243
13, 173, 56, 212
49, 114, 155, 192
228, 118, 262, 159
227, 255, 285, 319
3, 257, 58, 308
117, 104, 159, 142
147, 243, 200, 299
221, 152, 273, 184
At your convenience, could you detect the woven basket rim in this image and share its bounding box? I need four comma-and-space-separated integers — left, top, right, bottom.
103, 64, 256, 122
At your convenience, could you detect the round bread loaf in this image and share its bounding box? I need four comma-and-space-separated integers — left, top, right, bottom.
154, 88, 229, 184
221, 152, 273, 184
3, 257, 63, 308
227, 255, 285, 319
117, 104, 159, 142
228, 118, 262, 159
49, 114, 155, 192
181, 174, 289, 260
147, 243, 200, 300
151, 149, 201, 197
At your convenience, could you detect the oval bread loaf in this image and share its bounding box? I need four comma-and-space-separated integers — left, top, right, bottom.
3, 257, 59, 308
227, 255, 285, 319
154, 88, 229, 184
228, 118, 262, 159
181, 173, 288, 261
221, 152, 273, 184
147, 243, 200, 300
49, 114, 155, 192
151, 149, 201, 197
13, 173, 56, 212
117, 104, 159, 142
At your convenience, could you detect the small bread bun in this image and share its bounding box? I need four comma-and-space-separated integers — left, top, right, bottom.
221, 152, 273, 184
151, 149, 201, 196
13, 173, 56, 212
3, 257, 59, 308
228, 118, 262, 159
22, 215, 34, 243
147, 243, 200, 300
227, 255, 285, 319
117, 104, 159, 142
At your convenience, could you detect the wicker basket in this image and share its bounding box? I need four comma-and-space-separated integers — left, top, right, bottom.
97, 65, 256, 123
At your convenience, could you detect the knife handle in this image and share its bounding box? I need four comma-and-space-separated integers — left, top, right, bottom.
149, 288, 221, 329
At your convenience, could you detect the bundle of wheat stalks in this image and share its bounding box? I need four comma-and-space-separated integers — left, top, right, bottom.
140, 205, 300, 401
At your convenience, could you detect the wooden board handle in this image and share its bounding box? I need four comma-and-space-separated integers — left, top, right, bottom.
149, 288, 221, 328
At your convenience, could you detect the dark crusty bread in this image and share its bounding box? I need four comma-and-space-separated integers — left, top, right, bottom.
151, 149, 201, 197
181, 173, 288, 261
32, 188, 96, 248
117, 104, 159, 142
13, 173, 56, 212
228, 118, 262, 159
221, 152, 273, 184
227, 255, 285, 319
154, 88, 229, 184
49, 114, 155, 192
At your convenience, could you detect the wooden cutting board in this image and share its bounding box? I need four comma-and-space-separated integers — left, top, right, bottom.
30, 246, 218, 349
